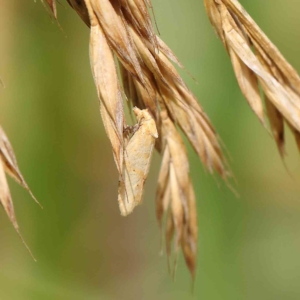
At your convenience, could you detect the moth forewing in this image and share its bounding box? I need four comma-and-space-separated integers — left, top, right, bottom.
118, 108, 158, 216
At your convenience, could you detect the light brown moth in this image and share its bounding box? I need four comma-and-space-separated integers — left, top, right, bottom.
118, 107, 158, 216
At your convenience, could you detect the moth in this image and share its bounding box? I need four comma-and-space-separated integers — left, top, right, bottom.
118, 107, 158, 216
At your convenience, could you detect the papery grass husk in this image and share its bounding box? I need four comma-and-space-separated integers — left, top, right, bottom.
0, 126, 40, 260
157, 110, 198, 279
204, 0, 300, 156
44, 0, 57, 18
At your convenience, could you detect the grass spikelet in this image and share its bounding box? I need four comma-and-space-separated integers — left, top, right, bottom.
67, 0, 90, 26
65, 0, 229, 279
45, 0, 57, 18
156, 110, 198, 279
204, 0, 300, 155
0, 126, 38, 260
89, 16, 125, 175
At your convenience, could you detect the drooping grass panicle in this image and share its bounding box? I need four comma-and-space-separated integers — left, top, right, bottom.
47, 0, 231, 278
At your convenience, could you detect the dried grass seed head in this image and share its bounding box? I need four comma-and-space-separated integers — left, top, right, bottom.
204, 0, 300, 156
65, 0, 231, 278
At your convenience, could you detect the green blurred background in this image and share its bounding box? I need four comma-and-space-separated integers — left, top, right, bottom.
1, 0, 300, 299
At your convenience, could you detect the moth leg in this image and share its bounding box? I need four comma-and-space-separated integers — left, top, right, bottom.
123, 124, 140, 138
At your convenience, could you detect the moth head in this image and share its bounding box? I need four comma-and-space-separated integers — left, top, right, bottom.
133, 107, 158, 138
133, 107, 152, 122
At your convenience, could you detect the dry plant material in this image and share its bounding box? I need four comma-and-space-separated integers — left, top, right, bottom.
157, 110, 198, 279
35, 0, 300, 279
0, 126, 39, 259
65, 0, 231, 278
118, 108, 158, 216
67, 0, 90, 26
45, 0, 57, 18
204, 0, 300, 156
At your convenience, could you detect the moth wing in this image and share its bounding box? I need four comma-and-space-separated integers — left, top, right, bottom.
118, 117, 157, 216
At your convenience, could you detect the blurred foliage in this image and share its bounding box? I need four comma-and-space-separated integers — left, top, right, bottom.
1, 0, 300, 299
